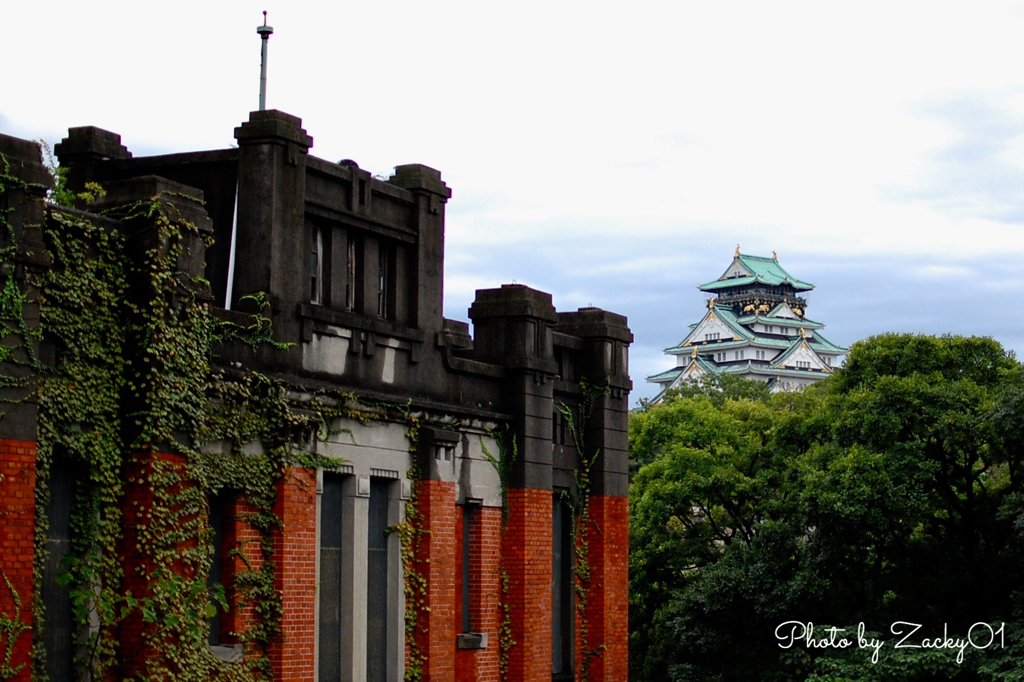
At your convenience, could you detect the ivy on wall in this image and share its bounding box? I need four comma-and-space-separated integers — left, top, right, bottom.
559, 378, 610, 682
482, 428, 516, 682
0, 160, 364, 681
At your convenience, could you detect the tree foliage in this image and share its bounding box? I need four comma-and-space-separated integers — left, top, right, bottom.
630, 334, 1024, 681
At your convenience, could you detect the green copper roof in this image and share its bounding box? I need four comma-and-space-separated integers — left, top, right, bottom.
699, 253, 815, 292
647, 367, 684, 383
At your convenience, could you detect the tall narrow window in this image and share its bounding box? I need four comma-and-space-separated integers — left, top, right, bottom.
318, 474, 344, 682
311, 226, 324, 304
461, 504, 475, 633
366, 479, 390, 682
377, 242, 390, 319
345, 233, 357, 311
552, 492, 573, 677
207, 492, 233, 647
44, 452, 76, 682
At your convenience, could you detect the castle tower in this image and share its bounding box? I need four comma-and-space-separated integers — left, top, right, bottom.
648, 250, 847, 395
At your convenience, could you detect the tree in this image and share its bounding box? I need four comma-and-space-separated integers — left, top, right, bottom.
629, 334, 1024, 681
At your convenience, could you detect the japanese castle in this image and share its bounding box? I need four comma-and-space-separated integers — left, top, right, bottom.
648, 249, 847, 395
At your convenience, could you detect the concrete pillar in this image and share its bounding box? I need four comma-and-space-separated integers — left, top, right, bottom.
388, 165, 451, 336
232, 110, 313, 357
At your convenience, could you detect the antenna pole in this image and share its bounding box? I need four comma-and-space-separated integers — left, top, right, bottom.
257, 11, 274, 111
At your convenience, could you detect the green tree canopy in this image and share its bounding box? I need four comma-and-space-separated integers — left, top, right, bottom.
630, 334, 1024, 682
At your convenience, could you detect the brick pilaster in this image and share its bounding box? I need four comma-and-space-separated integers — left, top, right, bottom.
0, 439, 36, 682
503, 488, 552, 682
577, 495, 629, 682
270, 467, 317, 681
220, 498, 264, 651
117, 451, 195, 678
454, 505, 502, 682
414, 479, 457, 681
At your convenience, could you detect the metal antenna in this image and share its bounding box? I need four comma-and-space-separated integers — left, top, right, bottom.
257, 11, 274, 110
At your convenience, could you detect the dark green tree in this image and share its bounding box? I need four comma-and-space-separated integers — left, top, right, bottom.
629, 334, 1024, 682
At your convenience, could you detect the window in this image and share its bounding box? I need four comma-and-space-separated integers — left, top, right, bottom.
376, 241, 396, 320
461, 504, 477, 633
552, 493, 574, 676
311, 226, 324, 304
44, 451, 76, 682
318, 474, 344, 681
367, 479, 391, 682
345, 233, 357, 311
207, 492, 234, 647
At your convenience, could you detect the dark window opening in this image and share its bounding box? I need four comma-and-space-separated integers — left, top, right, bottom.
377, 241, 396, 320
461, 504, 477, 633
311, 226, 324, 304
207, 492, 233, 647
318, 474, 344, 681
552, 492, 574, 677
367, 479, 390, 682
345, 233, 357, 311
44, 449, 78, 682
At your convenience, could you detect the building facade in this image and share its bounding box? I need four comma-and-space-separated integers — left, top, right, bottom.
648, 249, 846, 396
0, 111, 630, 682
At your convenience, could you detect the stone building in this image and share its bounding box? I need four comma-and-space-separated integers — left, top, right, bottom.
648, 249, 846, 396
0, 110, 630, 681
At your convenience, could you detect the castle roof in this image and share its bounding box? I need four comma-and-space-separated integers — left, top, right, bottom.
698, 252, 814, 292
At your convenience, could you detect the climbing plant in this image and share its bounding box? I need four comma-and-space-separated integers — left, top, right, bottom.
558, 378, 610, 682
481, 426, 516, 682
0, 158, 373, 681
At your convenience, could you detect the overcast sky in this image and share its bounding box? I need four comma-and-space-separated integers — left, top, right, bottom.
5, 2, 1024, 403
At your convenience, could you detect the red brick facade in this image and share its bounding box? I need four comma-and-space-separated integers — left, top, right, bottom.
270, 467, 318, 681
218, 498, 265, 651
503, 488, 554, 682
116, 451, 195, 678
0, 439, 35, 682
454, 505, 502, 682
0, 125, 633, 682
577, 495, 629, 682
414, 479, 458, 681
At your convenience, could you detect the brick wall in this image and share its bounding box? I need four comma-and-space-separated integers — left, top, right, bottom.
414, 479, 457, 681
503, 488, 552, 682
0, 439, 36, 682
117, 451, 197, 678
219, 498, 265, 651
454, 505, 501, 682
577, 495, 629, 682
270, 467, 317, 681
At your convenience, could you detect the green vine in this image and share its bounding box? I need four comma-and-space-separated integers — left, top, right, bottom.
0, 574, 29, 679
0, 159, 374, 681
481, 427, 516, 681
558, 378, 610, 682
394, 405, 427, 682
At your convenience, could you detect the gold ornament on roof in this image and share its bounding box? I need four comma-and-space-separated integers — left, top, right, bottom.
800, 327, 807, 338
692, 345, 699, 359
773, 250, 778, 261
735, 244, 741, 257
